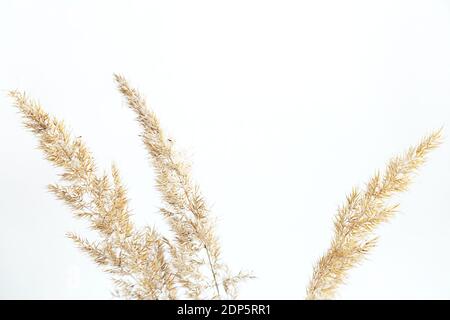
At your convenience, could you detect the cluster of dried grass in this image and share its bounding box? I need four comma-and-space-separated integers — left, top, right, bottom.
8, 75, 442, 300
9, 75, 250, 300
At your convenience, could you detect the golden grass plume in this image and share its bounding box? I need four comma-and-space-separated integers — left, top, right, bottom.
113, 74, 251, 299
306, 130, 442, 300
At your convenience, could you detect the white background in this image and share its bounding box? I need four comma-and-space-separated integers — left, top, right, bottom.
1, 0, 450, 299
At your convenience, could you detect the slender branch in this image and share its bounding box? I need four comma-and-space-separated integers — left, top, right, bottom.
205, 244, 221, 298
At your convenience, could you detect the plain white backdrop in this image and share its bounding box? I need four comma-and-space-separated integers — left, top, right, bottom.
1, 0, 450, 299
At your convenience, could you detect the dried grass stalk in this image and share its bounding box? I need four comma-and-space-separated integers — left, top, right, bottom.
113, 74, 250, 299
306, 130, 442, 299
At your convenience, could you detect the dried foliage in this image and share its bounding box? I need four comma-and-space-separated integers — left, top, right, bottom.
306, 130, 442, 300
9, 77, 249, 300
8, 78, 441, 300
